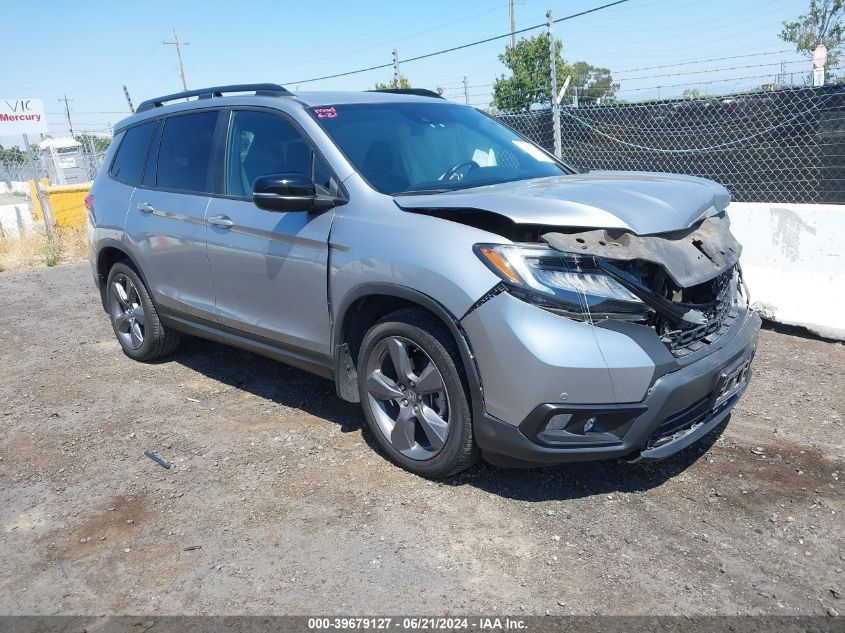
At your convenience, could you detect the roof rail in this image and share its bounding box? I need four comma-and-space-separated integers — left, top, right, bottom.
369, 88, 445, 99
136, 83, 293, 113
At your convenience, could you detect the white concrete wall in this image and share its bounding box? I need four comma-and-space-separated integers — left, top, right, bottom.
727, 202, 845, 340
0, 202, 36, 239
0, 181, 31, 195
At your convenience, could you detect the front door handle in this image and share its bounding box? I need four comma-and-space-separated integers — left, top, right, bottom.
208, 214, 234, 228
137, 202, 155, 214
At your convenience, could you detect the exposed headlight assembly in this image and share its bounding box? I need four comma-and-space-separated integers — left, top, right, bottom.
474, 243, 649, 321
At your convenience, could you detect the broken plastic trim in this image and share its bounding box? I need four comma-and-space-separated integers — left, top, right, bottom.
542, 212, 742, 289
596, 259, 710, 326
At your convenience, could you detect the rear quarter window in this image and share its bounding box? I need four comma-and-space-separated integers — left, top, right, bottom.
109, 122, 155, 186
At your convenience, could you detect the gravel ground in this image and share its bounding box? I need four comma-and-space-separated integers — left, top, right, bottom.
0, 262, 843, 616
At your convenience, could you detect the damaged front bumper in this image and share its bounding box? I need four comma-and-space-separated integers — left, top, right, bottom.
472, 306, 761, 467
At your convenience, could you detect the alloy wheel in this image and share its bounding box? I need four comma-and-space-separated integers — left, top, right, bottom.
365, 336, 451, 461
108, 273, 146, 350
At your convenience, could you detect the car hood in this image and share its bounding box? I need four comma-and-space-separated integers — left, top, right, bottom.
394, 171, 731, 236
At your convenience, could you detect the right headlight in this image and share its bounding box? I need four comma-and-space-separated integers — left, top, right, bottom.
474, 243, 650, 321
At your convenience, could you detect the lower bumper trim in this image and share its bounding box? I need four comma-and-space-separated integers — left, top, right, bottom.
474, 310, 761, 468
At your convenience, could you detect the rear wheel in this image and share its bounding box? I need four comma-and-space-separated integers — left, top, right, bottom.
357, 308, 478, 478
106, 262, 180, 361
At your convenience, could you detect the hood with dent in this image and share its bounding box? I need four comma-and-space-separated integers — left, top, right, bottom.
395, 171, 731, 236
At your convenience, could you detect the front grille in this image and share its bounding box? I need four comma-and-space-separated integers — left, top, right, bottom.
659, 269, 737, 357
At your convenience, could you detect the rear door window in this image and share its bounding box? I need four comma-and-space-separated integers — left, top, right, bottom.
155, 111, 218, 193
109, 122, 155, 186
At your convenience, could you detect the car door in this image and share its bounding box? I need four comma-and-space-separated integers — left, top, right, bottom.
124, 110, 222, 323
205, 108, 338, 359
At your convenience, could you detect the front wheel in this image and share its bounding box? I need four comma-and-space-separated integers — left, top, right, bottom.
357, 308, 478, 478
106, 262, 180, 361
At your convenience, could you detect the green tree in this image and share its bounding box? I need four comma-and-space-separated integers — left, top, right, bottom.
374, 76, 445, 96
0, 144, 36, 166
75, 134, 111, 154
780, 0, 844, 66
570, 61, 619, 101
492, 34, 617, 111
493, 34, 562, 111
374, 75, 412, 90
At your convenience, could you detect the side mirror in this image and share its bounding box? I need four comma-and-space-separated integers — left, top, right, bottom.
252, 172, 336, 212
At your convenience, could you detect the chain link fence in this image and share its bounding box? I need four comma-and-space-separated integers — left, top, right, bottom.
497, 85, 845, 205
5, 87, 845, 205
1, 135, 110, 190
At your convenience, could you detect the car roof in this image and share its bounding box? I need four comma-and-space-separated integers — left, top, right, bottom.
114, 87, 450, 133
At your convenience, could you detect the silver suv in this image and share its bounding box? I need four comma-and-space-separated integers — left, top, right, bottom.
87, 83, 760, 478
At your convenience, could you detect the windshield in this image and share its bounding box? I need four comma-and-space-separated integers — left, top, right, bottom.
309, 102, 569, 195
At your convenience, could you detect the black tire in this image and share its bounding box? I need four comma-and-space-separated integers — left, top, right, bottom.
105, 261, 180, 362
357, 307, 479, 478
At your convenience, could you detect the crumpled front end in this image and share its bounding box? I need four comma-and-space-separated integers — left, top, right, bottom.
542, 211, 747, 359
462, 209, 761, 466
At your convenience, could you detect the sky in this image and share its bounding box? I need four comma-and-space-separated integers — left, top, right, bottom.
0, 0, 824, 145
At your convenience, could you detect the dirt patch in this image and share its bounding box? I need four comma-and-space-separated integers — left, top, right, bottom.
39, 495, 148, 562
0, 262, 843, 616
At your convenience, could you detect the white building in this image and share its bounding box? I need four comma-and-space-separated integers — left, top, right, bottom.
38, 137, 89, 185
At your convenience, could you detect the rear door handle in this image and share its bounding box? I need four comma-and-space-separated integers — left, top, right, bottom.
208, 214, 234, 228
137, 202, 155, 214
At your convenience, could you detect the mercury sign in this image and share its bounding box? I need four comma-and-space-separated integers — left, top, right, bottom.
0, 99, 48, 135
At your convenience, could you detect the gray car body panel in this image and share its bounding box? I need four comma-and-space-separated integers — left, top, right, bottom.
460, 291, 655, 425
89, 89, 758, 461
395, 171, 731, 235
327, 172, 506, 324
205, 196, 335, 355
124, 188, 216, 320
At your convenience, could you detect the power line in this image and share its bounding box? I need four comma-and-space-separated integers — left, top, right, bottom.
614, 72, 806, 92
592, 0, 794, 36
195, 6, 506, 76
404, 1, 632, 66
285, 0, 632, 85
621, 59, 810, 83
614, 50, 797, 74
289, 60, 394, 86
46, 111, 128, 115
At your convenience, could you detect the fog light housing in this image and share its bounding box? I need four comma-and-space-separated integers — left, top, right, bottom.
546, 414, 573, 431
532, 407, 648, 447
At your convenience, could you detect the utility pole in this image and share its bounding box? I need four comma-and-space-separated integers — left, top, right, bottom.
509, 0, 516, 48
548, 10, 561, 158
164, 29, 190, 91
59, 95, 74, 137
463, 76, 470, 105
392, 49, 401, 87
123, 85, 135, 113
